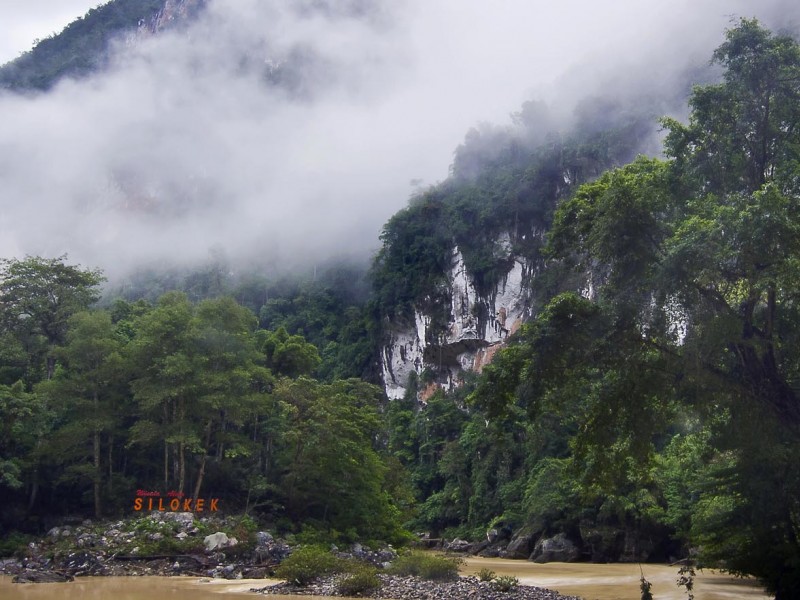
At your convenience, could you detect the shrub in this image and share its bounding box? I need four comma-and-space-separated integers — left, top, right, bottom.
477, 567, 496, 582
0, 532, 32, 558
274, 545, 342, 586
387, 551, 462, 581
336, 565, 381, 596
492, 575, 519, 592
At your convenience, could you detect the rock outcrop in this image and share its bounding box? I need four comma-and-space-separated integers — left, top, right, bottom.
381, 237, 534, 400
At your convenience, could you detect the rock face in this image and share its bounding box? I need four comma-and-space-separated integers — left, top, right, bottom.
381, 237, 534, 400
505, 531, 537, 559
135, 0, 207, 36
531, 534, 581, 563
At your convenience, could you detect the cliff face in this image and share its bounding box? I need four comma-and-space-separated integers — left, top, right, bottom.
381, 235, 535, 400
135, 0, 207, 35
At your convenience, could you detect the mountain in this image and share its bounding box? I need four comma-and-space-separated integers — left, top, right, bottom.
0, 0, 205, 92
373, 98, 663, 400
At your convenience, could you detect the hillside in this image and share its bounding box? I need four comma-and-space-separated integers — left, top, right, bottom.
0, 0, 201, 91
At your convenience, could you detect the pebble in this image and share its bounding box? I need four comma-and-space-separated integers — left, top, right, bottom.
254, 575, 582, 600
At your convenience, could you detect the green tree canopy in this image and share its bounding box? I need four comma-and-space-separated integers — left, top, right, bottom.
472, 19, 800, 598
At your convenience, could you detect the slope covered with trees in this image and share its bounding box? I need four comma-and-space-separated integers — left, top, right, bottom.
382, 19, 800, 599
0, 0, 169, 91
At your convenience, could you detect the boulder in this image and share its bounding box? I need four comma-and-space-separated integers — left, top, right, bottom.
531, 533, 581, 563
445, 538, 471, 552
204, 532, 230, 551
505, 532, 536, 559
619, 530, 656, 563
580, 524, 624, 563
13, 570, 74, 584
255, 531, 273, 547
204, 532, 238, 552
162, 512, 195, 528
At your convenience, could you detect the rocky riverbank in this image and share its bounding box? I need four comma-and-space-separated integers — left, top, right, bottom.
1, 514, 581, 599
254, 574, 582, 600
1, 512, 308, 582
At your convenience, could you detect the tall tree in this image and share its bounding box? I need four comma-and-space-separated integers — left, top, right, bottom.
0, 256, 104, 382
38, 310, 125, 517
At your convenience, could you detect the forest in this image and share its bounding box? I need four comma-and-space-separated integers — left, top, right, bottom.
1, 15, 800, 600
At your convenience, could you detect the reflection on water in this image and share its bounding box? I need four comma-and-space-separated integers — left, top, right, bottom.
0, 559, 772, 600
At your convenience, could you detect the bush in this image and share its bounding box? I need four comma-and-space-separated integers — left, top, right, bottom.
387, 551, 462, 581
0, 532, 32, 558
492, 575, 519, 592
336, 565, 381, 596
274, 545, 342, 586
477, 567, 496, 582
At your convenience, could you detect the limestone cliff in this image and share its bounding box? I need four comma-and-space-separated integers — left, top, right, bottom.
381, 235, 535, 401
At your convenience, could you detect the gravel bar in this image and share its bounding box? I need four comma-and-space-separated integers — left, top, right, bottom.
253, 574, 582, 600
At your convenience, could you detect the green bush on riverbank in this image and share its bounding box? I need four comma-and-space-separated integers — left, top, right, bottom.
387, 550, 462, 581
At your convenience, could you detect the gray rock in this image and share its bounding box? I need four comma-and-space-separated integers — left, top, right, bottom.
531, 533, 581, 563
445, 538, 471, 552
506, 530, 536, 559
619, 530, 655, 563
204, 532, 230, 551
176, 532, 189, 540
147, 532, 164, 541
255, 531, 273, 546
76, 533, 97, 548
13, 570, 74, 584
162, 511, 195, 528
580, 524, 624, 563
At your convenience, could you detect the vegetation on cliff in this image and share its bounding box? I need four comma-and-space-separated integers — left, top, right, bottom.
0, 0, 168, 91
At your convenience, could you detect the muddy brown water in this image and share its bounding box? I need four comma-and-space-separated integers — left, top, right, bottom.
0, 558, 772, 599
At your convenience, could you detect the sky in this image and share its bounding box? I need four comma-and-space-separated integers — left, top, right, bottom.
0, 0, 798, 282
0, 1, 102, 64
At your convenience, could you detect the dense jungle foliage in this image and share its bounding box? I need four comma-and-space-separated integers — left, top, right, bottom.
380, 19, 800, 599
0, 256, 405, 543
2, 11, 800, 599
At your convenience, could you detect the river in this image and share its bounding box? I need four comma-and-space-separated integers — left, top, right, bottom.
0, 558, 771, 600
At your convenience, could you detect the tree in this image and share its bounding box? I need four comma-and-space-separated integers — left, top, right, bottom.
37, 310, 125, 517
274, 377, 403, 540
527, 19, 800, 598
127, 291, 197, 494
0, 256, 104, 382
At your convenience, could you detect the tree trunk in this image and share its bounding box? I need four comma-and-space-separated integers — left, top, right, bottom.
94, 428, 102, 518
107, 432, 113, 494
192, 420, 213, 504
178, 441, 186, 494
93, 391, 102, 518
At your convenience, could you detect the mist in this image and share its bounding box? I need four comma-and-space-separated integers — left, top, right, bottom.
0, 0, 798, 281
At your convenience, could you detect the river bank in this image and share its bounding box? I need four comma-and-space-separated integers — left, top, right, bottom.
0, 513, 772, 599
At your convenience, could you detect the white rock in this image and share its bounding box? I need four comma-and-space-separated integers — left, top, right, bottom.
204, 532, 230, 551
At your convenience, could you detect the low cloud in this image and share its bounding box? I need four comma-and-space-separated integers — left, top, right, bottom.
0, 0, 797, 279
